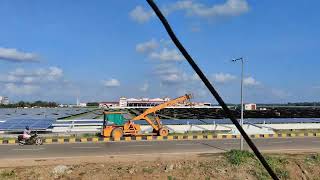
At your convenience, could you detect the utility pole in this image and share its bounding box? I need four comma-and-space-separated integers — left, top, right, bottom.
232, 57, 244, 150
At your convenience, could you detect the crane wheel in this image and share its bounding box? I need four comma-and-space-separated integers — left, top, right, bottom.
158, 128, 169, 136
111, 128, 124, 139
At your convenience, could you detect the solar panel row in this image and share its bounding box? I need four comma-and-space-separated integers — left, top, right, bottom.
52, 118, 320, 126
0, 118, 55, 131
0, 108, 92, 120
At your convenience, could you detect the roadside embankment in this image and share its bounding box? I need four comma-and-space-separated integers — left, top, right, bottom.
0, 152, 319, 179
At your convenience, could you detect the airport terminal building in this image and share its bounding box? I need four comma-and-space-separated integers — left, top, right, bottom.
119, 97, 171, 107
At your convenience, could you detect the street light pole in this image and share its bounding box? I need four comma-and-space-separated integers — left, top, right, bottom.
232, 57, 244, 150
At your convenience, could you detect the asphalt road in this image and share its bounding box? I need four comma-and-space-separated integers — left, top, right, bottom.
1, 137, 320, 159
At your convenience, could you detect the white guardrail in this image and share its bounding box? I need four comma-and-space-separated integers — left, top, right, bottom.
51, 119, 320, 135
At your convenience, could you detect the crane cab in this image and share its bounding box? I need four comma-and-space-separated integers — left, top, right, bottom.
102, 112, 141, 138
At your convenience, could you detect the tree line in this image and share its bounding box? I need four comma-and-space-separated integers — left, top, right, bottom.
0, 101, 58, 108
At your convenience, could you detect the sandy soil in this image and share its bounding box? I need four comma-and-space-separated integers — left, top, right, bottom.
0, 153, 319, 180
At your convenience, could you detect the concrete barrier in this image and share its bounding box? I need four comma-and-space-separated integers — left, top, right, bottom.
0, 132, 319, 145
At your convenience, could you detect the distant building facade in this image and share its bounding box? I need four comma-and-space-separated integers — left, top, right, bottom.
119, 97, 127, 107
245, 103, 257, 110
99, 102, 119, 108
119, 97, 171, 107
0, 96, 9, 105
79, 103, 87, 107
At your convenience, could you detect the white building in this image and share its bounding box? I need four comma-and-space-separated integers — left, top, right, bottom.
245, 103, 257, 111
119, 97, 128, 107
0, 96, 9, 105
79, 103, 87, 107
119, 97, 171, 107
99, 102, 119, 108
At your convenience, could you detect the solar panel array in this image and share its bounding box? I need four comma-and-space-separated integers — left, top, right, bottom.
133, 118, 320, 125
0, 118, 55, 131
0, 108, 101, 131
73, 110, 103, 119
129, 107, 320, 119
52, 118, 320, 127
1, 107, 320, 131
0, 108, 91, 120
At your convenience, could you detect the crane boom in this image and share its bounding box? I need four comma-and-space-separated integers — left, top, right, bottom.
131, 94, 192, 131
132, 94, 192, 121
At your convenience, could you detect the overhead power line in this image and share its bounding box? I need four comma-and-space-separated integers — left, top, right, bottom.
145, 0, 279, 179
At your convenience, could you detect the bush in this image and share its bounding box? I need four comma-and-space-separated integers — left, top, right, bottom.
0, 170, 16, 178
225, 149, 254, 165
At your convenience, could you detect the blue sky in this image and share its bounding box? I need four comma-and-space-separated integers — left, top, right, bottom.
0, 0, 319, 104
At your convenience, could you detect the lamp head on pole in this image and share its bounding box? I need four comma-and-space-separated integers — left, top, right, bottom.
231, 57, 243, 62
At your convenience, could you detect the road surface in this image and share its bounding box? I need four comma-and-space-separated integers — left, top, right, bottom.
1, 137, 319, 160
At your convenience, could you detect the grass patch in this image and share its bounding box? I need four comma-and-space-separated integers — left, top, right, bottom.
167, 176, 177, 180
225, 150, 289, 179
305, 153, 320, 165
254, 156, 289, 180
142, 167, 154, 174
0, 170, 16, 179
225, 149, 254, 166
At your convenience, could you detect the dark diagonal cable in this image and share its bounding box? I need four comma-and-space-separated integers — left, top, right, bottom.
146, 0, 279, 179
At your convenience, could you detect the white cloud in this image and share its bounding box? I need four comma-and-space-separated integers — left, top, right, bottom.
103, 78, 120, 87
136, 39, 183, 62
131, 0, 249, 23
154, 64, 188, 85
149, 48, 184, 61
22, 77, 34, 84
4, 83, 39, 95
136, 39, 159, 53
190, 0, 248, 17
0, 66, 67, 97
0, 47, 39, 62
243, 76, 260, 86
165, 0, 249, 17
129, 6, 154, 23
1, 67, 64, 84
140, 82, 149, 92
212, 73, 236, 84
47, 67, 63, 80
162, 73, 180, 82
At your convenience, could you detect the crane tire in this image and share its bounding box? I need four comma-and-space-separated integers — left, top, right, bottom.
111, 128, 124, 139
158, 127, 169, 136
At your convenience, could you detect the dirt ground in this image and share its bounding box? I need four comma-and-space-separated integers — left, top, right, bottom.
0, 153, 319, 180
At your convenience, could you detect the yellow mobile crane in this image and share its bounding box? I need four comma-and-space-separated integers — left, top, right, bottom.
102, 94, 192, 138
